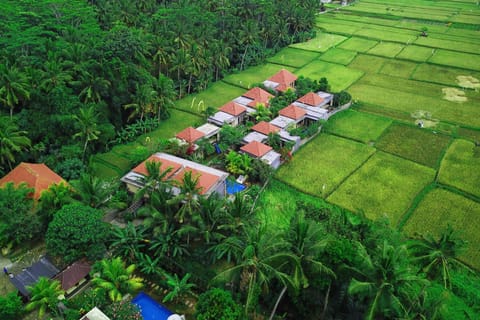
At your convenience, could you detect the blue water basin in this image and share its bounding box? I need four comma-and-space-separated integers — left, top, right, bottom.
132, 292, 173, 320
226, 181, 246, 194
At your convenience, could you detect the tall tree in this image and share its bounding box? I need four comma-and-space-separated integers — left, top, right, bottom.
73, 105, 101, 161
0, 63, 31, 118
25, 277, 64, 319
0, 116, 31, 170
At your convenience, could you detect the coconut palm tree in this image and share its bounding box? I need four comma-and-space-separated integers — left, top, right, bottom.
348, 241, 427, 320
110, 223, 148, 263
0, 63, 31, 118
170, 170, 202, 224
91, 257, 144, 302
73, 105, 101, 161
72, 173, 121, 209
163, 272, 196, 303
408, 226, 472, 289
26, 277, 64, 319
124, 84, 159, 122
0, 116, 31, 170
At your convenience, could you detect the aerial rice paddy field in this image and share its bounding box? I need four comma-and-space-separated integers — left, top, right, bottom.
95, 0, 480, 268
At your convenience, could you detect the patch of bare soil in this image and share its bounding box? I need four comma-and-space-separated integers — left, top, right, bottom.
456, 75, 480, 90
442, 87, 467, 102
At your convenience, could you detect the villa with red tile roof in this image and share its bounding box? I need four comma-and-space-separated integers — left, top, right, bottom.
279, 105, 307, 122
240, 141, 281, 169
208, 101, 247, 127
233, 87, 273, 109
251, 121, 281, 136
175, 127, 205, 144
121, 153, 229, 197
293, 91, 334, 121
0, 162, 67, 199
263, 69, 297, 92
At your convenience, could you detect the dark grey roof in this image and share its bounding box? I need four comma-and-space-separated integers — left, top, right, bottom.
9, 256, 60, 297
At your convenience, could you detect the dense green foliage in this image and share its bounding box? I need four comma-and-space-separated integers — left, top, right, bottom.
0, 292, 24, 320
0, 0, 318, 175
45, 203, 109, 264
195, 288, 243, 320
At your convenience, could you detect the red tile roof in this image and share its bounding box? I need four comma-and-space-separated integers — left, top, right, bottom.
176, 127, 205, 143
297, 92, 324, 107
0, 163, 66, 199
54, 260, 91, 291
219, 101, 247, 116
279, 104, 307, 120
171, 167, 219, 195
251, 121, 281, 135
268, 69, 297, 85
240, 141, 273, 158
132, 155, 182, 178
243, 87, 273, 106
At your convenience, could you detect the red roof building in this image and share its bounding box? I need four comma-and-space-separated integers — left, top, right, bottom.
251, 121, 281, 135
0, 163, 66, 199
279, 104, 307, 120
243, 87, 273, 107
267, 69, 297, 92
240, 141, 273, 158
170, 167, 219, 195
132, 155, 182, 178
54, 260, 91, 293
297, 92, 325, 107
175, 127, 205, 143
219, 101, 247, 116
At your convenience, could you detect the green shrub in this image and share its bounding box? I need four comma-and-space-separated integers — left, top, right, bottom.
333, 91, 352, 107
0, 292, 24, 320
195, 288, 243, 320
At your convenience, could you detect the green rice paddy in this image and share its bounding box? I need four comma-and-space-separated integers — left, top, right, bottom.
338, 37, 378, 52
267, 47, 320, 68
327, 152, 436, 226
319, 48, 358, 65
296, 60, 364, 91
290, 32, 347, 52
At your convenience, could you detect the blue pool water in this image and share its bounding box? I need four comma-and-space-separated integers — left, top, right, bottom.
132, 292, 173, 320
226, 181, 246, 194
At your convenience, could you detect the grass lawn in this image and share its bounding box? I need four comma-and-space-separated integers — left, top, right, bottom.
338, 37, 378, 53
276, 134, 376, 198
396, 45, 435, 62
290, 32, 347, 53
256, 179, 325, 231
367, 42, 405, 58
222, 63, 297, 90
175, 81, 246, 113
411, 64, 480, 87
348, 84, 480, 128
379, 60, 418, 78
323, 109, 392, 143
319, 48, 357, 65
348, 54, 389, 74
428, 49, 480, 71
402, 188, 480, 269
438, 139, 480, 198
267, 47, 320, 68
327, 152, 435, 226
90, 157, 125, 179
375, 123, 452, 168
296, 60, 364, 91
145, 108, 201, 140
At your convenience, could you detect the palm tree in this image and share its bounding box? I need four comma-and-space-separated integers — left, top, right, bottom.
0, 116, 31, 170
135, 160, 173, 200
25, 277, 65, 319
110, 223, 148, 263
39, 55, 73, 93
0, 63, 31, 118
91, 257, 144, 302
73, 105, 101, 161
72, 173, 122, 209
124, 84, 159, 122
212, 225, 300, 315
408, 226, 472, 289
74, 69, 110, 103
150, 224, 190, 259
163, 272, 196, 303
170, 170, 203, 224
348, 241, 427, 320
155, 74, 175, 121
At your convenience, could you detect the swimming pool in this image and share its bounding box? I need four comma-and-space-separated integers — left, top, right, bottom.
132, 292, 173, 320
226, 181, 246, 195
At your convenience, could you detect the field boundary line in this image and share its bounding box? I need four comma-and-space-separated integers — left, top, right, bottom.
396, 182, 436, 230
435, 182, 480, 204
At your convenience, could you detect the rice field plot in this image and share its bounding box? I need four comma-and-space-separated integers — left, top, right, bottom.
438, 139, 480, 197
353, 28, 416, 43
367, 42, 405, 58
90, 157, 125, 179
147, 109, 201, 140
402, 188, 480, 269
276, 134, 376, 198
348, 83, 480, 128
457, 127, 480, 142
379, 60, 418, 78
290, 32, 347, 53
327, 152, 435, 226
316, 21, 362, 35
323, 109, 392, 143
222, 64, 297, 90
267, 47, 320, 68
338, 37, 378, 53
450, 13, 480, 25
415, 37, 480, 55
375, 123, 451, 168
428, 49, 480, 72
295, 60, 364, 92
319, 48, 357, 65
342, 5, 451, 23
256, 179, 326, 231
328, 12, 400, 27
411, 64, 480, 88
348, 54, 390, 74
396, 45, 435, 62
175, 81, 246, 113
